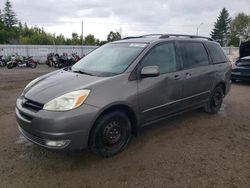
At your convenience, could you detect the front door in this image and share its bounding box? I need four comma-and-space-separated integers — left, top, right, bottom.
137, 42, 184, 123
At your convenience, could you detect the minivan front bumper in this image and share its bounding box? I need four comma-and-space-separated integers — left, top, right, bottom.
16, 96, 100, 150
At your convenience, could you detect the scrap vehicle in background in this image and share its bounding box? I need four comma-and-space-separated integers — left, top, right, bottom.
0, 55, 6, 67
231, 41, 250, 82
46, 52, 82, 68
6, 54, 37, 69
46, 53, 59, 67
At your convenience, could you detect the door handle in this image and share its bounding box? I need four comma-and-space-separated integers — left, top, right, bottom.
185, 72, 191, 79
174, 74, 181, 80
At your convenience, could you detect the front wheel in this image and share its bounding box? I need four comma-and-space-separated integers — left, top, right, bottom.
204, 87, 224, 114
7, 63, 13, 69
89, 111, 132, 157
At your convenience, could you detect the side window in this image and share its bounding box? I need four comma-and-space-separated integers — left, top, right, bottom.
141, 43, 177, 74
206, 42, 228, 64
180, 42, 209, 69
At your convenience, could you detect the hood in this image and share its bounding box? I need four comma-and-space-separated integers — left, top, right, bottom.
240, 41, 250, 58
24, 70, 108, 104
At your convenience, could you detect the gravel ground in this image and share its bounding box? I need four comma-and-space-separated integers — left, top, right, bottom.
0, 65, 250, 188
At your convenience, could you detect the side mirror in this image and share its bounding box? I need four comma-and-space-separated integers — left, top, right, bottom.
140, 66, 160, 78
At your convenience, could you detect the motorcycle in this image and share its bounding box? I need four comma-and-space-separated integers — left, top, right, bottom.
7, 55, 37, 69
46, 53, 59, 67
57, 53, 76, 69
0, 55, 6, 67
72, 53, 81, 62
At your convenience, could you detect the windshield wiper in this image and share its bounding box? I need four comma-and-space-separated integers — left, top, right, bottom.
72, 70, 94, 76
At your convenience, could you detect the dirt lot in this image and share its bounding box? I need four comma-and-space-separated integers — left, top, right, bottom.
0, 66, 250, 188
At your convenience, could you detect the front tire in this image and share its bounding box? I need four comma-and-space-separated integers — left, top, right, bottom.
89, 111, 132, 157
7, 63, 13, 69
204, 87, 224, 114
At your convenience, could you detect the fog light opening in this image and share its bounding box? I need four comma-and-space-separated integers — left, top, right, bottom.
45, 140, 70, 148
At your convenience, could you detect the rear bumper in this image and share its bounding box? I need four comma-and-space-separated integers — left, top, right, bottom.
16, 96, 100, 150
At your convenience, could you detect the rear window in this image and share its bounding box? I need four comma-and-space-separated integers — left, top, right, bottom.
206, 43, 228, 64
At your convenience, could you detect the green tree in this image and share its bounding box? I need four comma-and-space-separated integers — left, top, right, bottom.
0, 9, 7, 43
3, 0, 18, 28
211, 8, 231, 46
55, 34, 66, 45
84, 34, 96, 45
70, 32, 80, 45
229, 13, 250, 46
107, 31, 121, 42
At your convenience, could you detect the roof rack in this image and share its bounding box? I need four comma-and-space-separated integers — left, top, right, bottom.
159, 34, 214, 41
122, 34, 163, 40
122, 34, 214, 41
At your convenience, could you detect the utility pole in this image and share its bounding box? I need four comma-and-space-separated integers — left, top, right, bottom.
81, 21, 84, 56
196, 23, 203, 36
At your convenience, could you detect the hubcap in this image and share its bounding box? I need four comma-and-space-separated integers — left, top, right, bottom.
212, 91, 222, 108
103, 121, 122, 145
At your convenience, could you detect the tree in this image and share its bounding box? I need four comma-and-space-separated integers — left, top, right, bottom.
70, 32, 80, 45
211, 8, 231, 46
107, 31, 121, 42
3, 0, 18, 28
0, 9, 3, 23
84, 34, 96, 45
229, 13, 250, 46
0, 9, 7, 43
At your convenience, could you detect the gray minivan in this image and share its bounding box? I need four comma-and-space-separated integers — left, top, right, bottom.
16, 34, 231, 157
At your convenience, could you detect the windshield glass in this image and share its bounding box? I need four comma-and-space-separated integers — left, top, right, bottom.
71, 43, 147, 77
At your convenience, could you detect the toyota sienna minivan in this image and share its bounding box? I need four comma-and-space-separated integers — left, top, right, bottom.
16, 34, 231, 157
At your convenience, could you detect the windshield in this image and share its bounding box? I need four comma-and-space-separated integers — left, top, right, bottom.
71, 43, 147, 77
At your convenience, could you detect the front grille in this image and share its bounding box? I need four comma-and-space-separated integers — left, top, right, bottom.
19, 126, 46, 146
22, 98, 43, 112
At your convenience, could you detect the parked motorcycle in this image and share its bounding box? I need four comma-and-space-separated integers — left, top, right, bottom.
57, 53, 81, 69
0, 55, 6, 67
46, 53, 59, 67
7, 55, 37, 69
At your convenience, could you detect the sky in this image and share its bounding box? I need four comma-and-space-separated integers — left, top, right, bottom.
1, 0, 250, 40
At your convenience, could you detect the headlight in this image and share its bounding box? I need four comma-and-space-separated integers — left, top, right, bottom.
43, 90, 90, 111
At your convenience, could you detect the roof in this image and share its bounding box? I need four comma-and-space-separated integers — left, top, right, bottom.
113, 34, 216, 44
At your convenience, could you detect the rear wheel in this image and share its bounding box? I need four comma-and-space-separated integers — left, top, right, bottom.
30, 63, 37, 68
89, 111, 131, 157
204, 87, 224, 114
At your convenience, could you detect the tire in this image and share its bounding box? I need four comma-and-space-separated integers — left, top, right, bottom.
58, 63, 63, 69
89, 111, 132, 157
7, 63, 13, 69
204, 87, 224, 114
231, 79, 236, 83
30, 63, 37, 69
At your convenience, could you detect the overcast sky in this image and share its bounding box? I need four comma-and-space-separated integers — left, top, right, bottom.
1, 0, 250, 40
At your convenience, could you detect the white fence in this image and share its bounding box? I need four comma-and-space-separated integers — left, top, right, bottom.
0, 45, 98, 63
0, 44, 239, 63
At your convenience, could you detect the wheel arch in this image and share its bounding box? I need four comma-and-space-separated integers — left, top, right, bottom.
88, 103, 140, 147
215, 82, 226, 95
